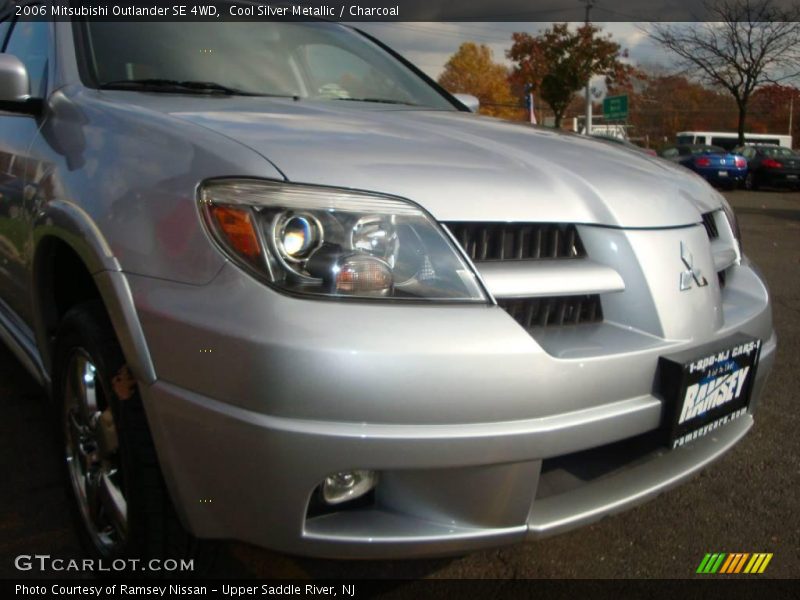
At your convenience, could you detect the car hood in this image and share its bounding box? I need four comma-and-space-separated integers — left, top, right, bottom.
111, 93, 723, 227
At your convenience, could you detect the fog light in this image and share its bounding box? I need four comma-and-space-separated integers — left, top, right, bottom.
322, 469, 378, 505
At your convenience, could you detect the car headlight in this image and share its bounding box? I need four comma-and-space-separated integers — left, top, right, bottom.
199, 179, 487, 301
719, 195, 742, 255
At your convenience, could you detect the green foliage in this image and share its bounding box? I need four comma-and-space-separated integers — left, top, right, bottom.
507, 23, 632, 127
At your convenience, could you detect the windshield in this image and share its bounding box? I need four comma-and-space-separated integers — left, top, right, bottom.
79, 22, 456, 110
690, 145, 726, 155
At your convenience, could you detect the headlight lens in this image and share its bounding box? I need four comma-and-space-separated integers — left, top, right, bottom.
275, 213, 322, 261
200, 179, 486, 301
720, 196, 742, 255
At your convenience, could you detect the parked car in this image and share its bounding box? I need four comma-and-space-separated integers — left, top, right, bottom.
0, 19, 776, 566
590, 134, 658, 156
660, 144, 747, 189
732, 144, 800, 191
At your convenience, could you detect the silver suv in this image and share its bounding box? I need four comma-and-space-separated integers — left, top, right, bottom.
0, 18, 775, 563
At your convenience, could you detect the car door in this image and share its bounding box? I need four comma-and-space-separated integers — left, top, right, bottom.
744, 147, 761, 172
0, 18, 51, 331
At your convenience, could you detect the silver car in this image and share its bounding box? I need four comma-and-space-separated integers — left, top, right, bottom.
0, 18, 775, 564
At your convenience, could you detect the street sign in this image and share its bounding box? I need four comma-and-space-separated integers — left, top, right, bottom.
603, 95, 628, 120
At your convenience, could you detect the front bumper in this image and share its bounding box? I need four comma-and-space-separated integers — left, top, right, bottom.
142, 362, 770, 559
760, 169, 800, 188
130, 223, 776, 558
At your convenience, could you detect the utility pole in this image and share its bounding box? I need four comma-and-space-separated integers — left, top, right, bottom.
582, 0, 595, 135
789, 96, 794, 136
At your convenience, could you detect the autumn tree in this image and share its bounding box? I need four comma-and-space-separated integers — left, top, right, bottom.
749, 83, 800, 139
608, 69, 737, 147
507, 23, 632, 128
437, 42, 519, 119
650, 0, 800, 144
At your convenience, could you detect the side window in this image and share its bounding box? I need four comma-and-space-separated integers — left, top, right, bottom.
3, 20, 50, 97
710, 137, 731, 148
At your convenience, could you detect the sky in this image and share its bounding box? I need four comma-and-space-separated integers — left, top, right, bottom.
357, 22, 672, 83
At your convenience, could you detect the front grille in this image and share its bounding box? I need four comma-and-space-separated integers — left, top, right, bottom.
702, 212, 719, 240
446, 223, 585, 262
498, 295, 603, 329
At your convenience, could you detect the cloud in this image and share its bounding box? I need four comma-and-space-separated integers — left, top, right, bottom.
357, 22, 675, 80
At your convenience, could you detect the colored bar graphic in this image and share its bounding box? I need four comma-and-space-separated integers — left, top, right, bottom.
733, 553, 750, 573
698, 553, 727, 573
711, 553, 726, 573
746, 554, 762, 573
719, 554, 735, 574
699, 552, 772, 574
758, 554, 773, 573
697, 554, 713, 573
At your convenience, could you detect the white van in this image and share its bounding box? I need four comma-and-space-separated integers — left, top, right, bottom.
676, 131, 792, 151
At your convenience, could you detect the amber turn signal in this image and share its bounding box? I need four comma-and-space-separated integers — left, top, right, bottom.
209, 205, 261, 264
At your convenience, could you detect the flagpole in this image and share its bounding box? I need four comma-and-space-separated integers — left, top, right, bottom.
582, 0, 595, 135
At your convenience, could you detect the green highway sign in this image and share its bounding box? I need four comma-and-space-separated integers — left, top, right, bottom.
603, 95, 628, 120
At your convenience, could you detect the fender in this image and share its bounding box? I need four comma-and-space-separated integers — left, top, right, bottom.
32, 200, 157, 385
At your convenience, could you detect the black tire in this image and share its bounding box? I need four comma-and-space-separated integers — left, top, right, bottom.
744, 171, 759, 191
54, 301, 214, 573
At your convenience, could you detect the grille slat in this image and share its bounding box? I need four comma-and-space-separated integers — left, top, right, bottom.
550, 228, 559, 258
587, 298, 598, 322
446, 223, 585, 262
572, 298, 582, 325
702, 212, 719, 240
498, 295, 603, 329
566, 227, 577, 256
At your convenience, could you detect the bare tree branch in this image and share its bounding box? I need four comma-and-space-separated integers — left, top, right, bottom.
649, 0, 800, 142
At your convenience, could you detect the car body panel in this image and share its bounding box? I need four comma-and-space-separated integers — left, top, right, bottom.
154, 95, 718, 227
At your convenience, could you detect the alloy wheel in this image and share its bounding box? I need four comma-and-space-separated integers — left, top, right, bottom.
63, 349, 127, 554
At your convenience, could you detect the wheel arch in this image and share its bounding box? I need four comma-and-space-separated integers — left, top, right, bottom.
32, 201, 157, 386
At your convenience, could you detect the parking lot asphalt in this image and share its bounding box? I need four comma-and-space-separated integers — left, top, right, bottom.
0, 190, 797, 580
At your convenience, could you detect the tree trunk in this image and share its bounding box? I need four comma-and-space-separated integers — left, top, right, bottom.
737, 100, 747, 145
554, 110, 563, 128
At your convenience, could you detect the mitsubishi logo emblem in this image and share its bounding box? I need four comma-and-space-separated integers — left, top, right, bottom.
680, 241, 708, 291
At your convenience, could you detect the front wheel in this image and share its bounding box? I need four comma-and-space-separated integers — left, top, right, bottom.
61, 345, 127, 554
55, 302, 213, 569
